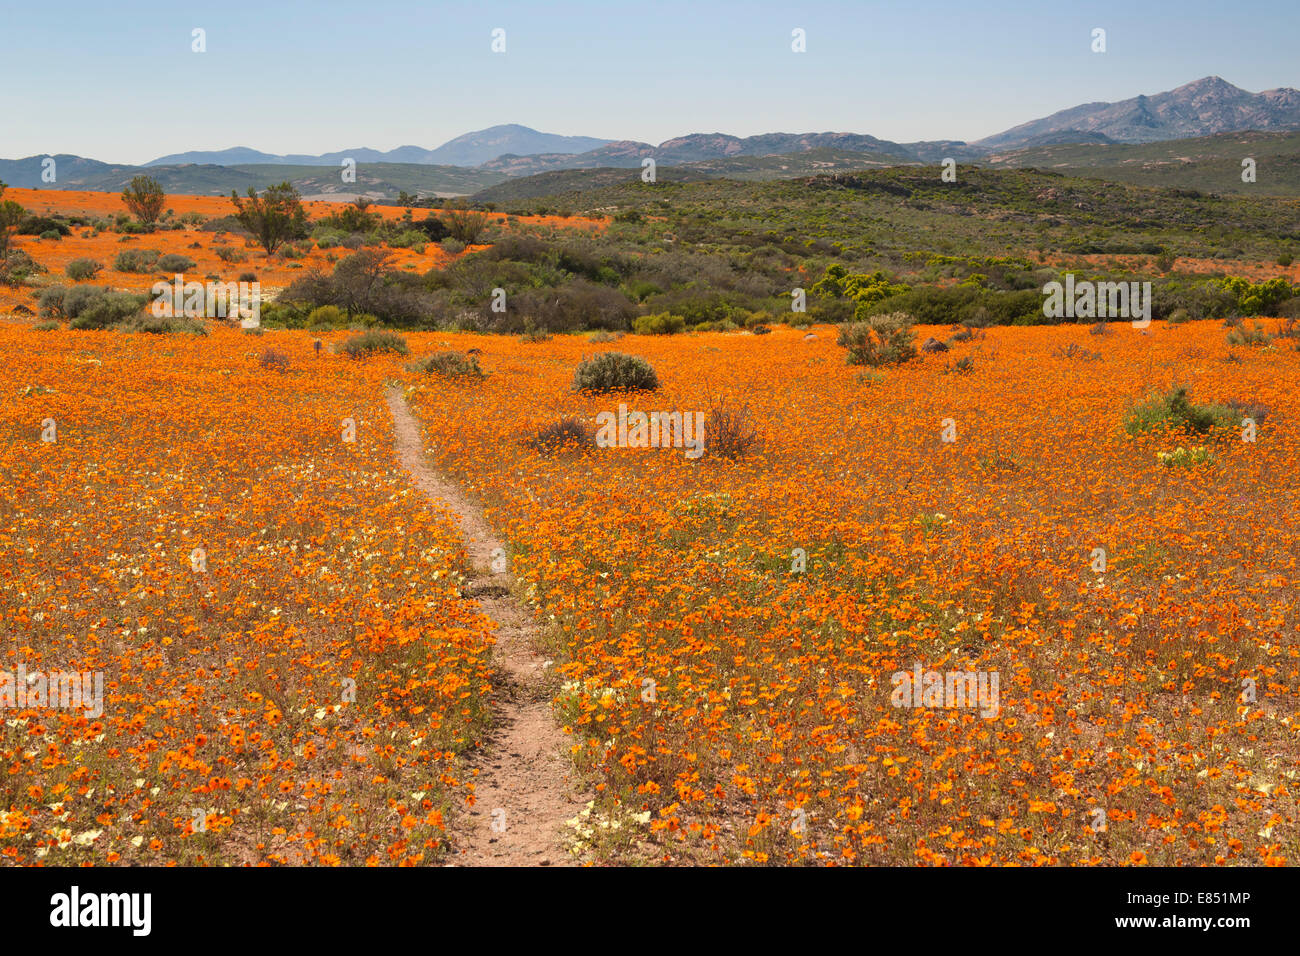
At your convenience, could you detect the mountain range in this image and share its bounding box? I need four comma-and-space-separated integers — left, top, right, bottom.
134, 77, 1300, 169
3, 77, 1299, 197
977, 76, 1300, 150
143, 125, 613, 169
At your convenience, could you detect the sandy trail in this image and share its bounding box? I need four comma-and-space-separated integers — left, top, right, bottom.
386, 386, 582, 866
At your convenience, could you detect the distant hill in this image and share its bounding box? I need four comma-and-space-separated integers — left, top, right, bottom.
978, 76, 1300, 150
424, 124, 612, 166
9, 78, 1300, 203
472, 149, 922, 202
476, 132, 929, 178
144, 125, 614, 168
984, 129, 1300, 196
0, 154, 129, 188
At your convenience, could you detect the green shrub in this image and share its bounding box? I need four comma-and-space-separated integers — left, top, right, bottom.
156, 253, 196, 272
340, 329, 408, 359
811, 265, 910, 304
114, 249, 161, 272
632, 312, 685, 335
256, 300, 312, 328
857, 285, 1041, 326
836, 312, 917, 367
65, 258, 102, 280
410, 352, 487, 380
573, 352, 660, 393
386, 229, 427, 252
214, 245, 247, 263
692, 319, 738, 333
19, 216, 70, 237
121, 314, 208, 335
310, 227, 346, 250
625, 279, 661, 302
442, 238, 466, 254
308, 305, 346, 327
64, 285, 111, 318
38, 284, 68, 318
67, 290, 148, 329
413, 216, 450, 242
1123, 386, 1236, 437
521, 318, 552, 342
1217, 276, 1295, 316
34, 319, 60, 331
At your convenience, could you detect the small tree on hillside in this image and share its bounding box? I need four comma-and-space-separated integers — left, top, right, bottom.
121, 175, 166, 224
0, 192, 25, 259
441, 202, 489, 244
333, 248, 396, 316
230, 182, 308, 255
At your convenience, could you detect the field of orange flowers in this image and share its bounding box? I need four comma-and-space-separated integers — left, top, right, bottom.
401, 320, 1298, 865
2, 316, 1297, 867
0, 325, 497, 865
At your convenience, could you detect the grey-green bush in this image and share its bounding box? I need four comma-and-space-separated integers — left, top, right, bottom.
114, 249, 161, 272
836, 312, 917, 367
38, 284, 68, 318
156, 253, 196, 272
340, 329, 409, 359
572, 352, 659, 393
65, 258, 103, 280
409, 352, 487, 380
67, 290, 148, 329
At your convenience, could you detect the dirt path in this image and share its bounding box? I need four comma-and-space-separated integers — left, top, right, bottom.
385, 386, 582, 866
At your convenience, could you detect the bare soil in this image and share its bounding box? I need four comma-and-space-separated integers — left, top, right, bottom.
386, 386, 584, 866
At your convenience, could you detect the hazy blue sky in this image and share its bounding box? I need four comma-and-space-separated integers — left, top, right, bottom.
4, 0, 1297, 164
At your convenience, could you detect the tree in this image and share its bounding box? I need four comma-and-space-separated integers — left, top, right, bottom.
230, 182, 307, 255
121, 175, 166, 224
0, 199, 25, 258
333, 248, 395, 316
441, 203, 489, 244
319, 197, 378, 234
413, 214, 449, 242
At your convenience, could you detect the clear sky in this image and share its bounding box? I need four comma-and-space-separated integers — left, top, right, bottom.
3, 0, 1297, 164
